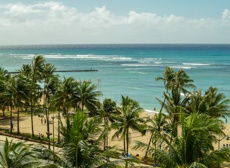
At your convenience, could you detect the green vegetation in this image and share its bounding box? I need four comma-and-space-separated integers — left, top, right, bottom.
0, 138, 39, 167
0, 55, 229, 167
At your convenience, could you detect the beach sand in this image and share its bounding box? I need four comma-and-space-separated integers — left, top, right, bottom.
0, 111, 229, 157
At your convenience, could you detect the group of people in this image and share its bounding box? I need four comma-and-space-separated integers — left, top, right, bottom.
40, 117, 46, 124
38, 133, 44, 140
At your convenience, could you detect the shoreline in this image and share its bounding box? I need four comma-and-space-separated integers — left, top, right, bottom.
0, 110, 229, 157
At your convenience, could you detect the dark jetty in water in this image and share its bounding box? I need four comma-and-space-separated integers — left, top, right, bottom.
8, 69, 98, 74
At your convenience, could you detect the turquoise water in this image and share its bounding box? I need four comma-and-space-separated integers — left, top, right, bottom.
0, 44, 230, 112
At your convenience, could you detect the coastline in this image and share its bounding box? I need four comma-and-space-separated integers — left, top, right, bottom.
0, 110, 228, 157
1, 44, 230, 120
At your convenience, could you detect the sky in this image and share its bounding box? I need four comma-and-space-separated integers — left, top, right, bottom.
0, 0, 229, 45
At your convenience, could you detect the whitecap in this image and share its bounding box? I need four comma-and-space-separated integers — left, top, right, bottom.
121, 63, 155, 67
124, 68, 146, 70
44, 54, 132, 62
127, 87, 143, 90
183, 63, 210, 66
170, 66, 192, 69
129, 71, 147, 75
138, 57, 160, 63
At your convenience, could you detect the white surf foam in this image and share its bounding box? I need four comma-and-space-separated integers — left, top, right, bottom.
171, 66, 192, 69
17, 54, 133, 62
183, 63, 210, 66
121, 63, 156, 67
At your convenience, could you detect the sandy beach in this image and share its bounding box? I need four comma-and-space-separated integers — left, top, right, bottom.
0, 111, 229, 157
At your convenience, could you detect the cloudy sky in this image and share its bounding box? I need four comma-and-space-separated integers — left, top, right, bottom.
0, 0, 230, 45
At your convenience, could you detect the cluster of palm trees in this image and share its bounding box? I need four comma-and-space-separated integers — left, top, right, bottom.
0, 56, 230, 167
134, 67, 230, 167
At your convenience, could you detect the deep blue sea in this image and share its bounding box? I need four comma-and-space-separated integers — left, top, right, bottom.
0, 44, 230, 113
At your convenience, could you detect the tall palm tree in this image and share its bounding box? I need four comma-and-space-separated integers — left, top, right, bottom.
156, 67, 195, 137
2, 75, 30, 134
43, 63, 59, 149
74, 80, 102, 115
0, 67, 10, 117
204, 87, 230, 118
193, 87, 230, 118
2, 77, 15, 133
30, 55, 45, 137
156, 67, 175, 112
52, 77, 77, 142
0, 138, 39, 167
11, 75, 30, 134
60, 111, 111, 168
187, 87, 230, 125
99, 98, 117, 150
53, 77, 77, 116
18, 64, 32, 77
155, 112, 230, 168
112, 96, 145, 155
135, 112, 168, 158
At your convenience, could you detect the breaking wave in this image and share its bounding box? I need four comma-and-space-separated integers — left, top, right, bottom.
13, 54, 133, 62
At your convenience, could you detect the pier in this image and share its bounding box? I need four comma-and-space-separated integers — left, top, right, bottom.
8, 69, 98, 74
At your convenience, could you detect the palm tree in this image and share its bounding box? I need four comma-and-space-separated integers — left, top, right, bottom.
43, 63, 59, 149
30, 55, 45, 137
188, 87, 230, 120
74, 80, 102, 115
112, 96, 145, 155
154, 112, 230, 168
18, 64, 32, 77
53, 77, 77, 115
99, 98, 117, 150
2, 74, 30, 134
2, 77, 15, 133
17, 64, 32, 112
156, 67, 195, 137
0, 138, 39, 167
11, 75, 30, 134
0, 67, 10, 117
156, 67, 175, 112
135, 112, 168, 158
60, 111, 111, 168
52, 77, 77, 142
204, 87, 230, 118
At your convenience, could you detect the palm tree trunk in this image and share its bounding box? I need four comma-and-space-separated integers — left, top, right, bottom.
81, 103, 84, 112
75, 146, 78, 168
58, 110, 60, 143
123, 130, 126, 155
172, 115, 179, 138
10, 107, 13, 133
44, 86, 50, 149
159, 96, 166, 113
103, 116, 107, 150
30, 96, 34, 137
126, 128, 129, 155
46, 108, 50, 149
145, 131, 154, 158
154, 132, 157, 166
17, 106, 20, 134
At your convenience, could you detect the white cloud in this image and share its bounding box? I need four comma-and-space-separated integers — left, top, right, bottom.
3, 3, 42, 15
0, 2, 229, 45
222, 9, 230, 20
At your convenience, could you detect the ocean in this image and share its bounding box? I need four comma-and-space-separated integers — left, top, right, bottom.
0, 44, 230, 113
